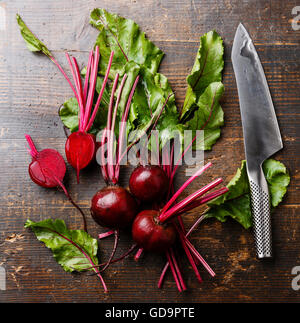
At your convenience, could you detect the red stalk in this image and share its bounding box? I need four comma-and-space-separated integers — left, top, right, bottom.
110, 74, 128, 182
100, 230, 120, 273
159, 178, 223, 223
166, 250, 182, 292
175, 187, 229, 216
159, 162, 212, 217
158, 262, 169, 288
83, 51, 94, 104
106, 74, 120, 182
114, 76, 140, 181
157, 185, 228, 287
83, 46, 100, 129
98, 230, 115, 239
134, 248, 143, 262
25, 134, 38, 158
65, 53, 85, 131
170, 248, 187, 291
182, 235, 215, 277
86, 51, 114, 132
176, 225, 202, 283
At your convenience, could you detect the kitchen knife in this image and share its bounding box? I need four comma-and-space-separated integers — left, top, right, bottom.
231, 23, 283, 259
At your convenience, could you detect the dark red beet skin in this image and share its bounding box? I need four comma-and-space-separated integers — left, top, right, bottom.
129, 165, 168, 202
91, 186, 138, 230
132, 210, 177, 253
28, 149, 66, 188
65, 131, 95, 172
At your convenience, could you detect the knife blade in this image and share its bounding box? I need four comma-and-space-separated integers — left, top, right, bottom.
231, 23, 283, 259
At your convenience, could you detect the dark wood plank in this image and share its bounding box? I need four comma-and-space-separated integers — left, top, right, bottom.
0, 0, 299, 303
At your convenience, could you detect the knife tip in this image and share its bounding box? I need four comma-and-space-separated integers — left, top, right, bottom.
237, 22, 247, 33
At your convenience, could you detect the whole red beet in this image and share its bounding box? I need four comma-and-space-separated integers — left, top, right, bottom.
91, 186, 138, 230
129, 165, 168, 202
132, 210, 176, 253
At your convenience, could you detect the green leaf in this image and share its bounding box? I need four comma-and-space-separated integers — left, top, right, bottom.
88, 9, 183, 148
16, 14, 52, 57
186, 82, 224, 150
25, 218, 99, 273
263, 159, 290, 207
181, 30, 224, 120
205, 159, 290, 229
90, 8, 164, 78
130, 67, 182, 147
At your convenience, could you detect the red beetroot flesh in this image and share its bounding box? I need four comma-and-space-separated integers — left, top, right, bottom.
129, 165, 168, 202
132, 210, 176, 253
91, 186, 138, 230
29, 149, 66, 188
65, 131, 95, 172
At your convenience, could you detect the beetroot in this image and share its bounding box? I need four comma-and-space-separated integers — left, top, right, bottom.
90, 74, 140, 231
129, 165, 168, 202
91, 186, 138, 230
131, 161, 229, 291
132, 210, 176, 253
25, 134, 87, 231
89, 72, 140, 274
65, 132, 95, 181
61, 48, 113, 182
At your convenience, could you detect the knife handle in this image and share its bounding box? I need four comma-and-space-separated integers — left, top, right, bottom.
248, 165, 272, 259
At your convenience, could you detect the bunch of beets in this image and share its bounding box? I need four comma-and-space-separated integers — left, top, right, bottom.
25, 44, 228, 292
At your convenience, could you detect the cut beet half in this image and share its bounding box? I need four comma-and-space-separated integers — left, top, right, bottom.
25, 134, 87, 231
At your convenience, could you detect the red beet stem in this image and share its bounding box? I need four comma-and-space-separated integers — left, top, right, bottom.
100, 128, 109, 183
85, 51, 114, 132
170, 133, 197, 182
149, 93, 172, 140
165, 250, 181, 292
83, 46, 100, 129
114, 75, 140, 181
65, 53, 85, 131
99, 230, 119, 273
83, 244, 138, 272
134, 248, 143, 262
159, 177, 223, 223
71, 56, 85, 130
176, 187, 229, 216
106, 74, 120, 182
110, 74, 128, 183
55, 177, 88, 232
25, 134, 39, 159
83, 51, 94, 105
49, 56, 80, 103
158, 262, 169, 289
175, 224, 202, 283
170, 248, 187, 291
98, 230, 115, 239
159, 162, 212, 217
158, 212, 209, 288
183, 235, 215, 277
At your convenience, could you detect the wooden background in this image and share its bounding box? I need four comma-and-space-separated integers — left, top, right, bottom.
0, 0, 299, 303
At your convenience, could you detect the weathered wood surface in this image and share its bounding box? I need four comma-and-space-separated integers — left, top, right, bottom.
0, 0, 299, 303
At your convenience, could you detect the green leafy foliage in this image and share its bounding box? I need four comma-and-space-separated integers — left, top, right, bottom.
181, 30, 224, 120
17, 10, 225, 153
186, 82, 224, 150
16, 14, 52, 57
89, 9, 182, 146
90, 8, 164, 78
205, 159, 290, 229
25, 218, 99, 273
181, 31, 224, 151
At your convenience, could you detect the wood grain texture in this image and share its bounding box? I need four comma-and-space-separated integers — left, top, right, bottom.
0, 0, 299, 303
